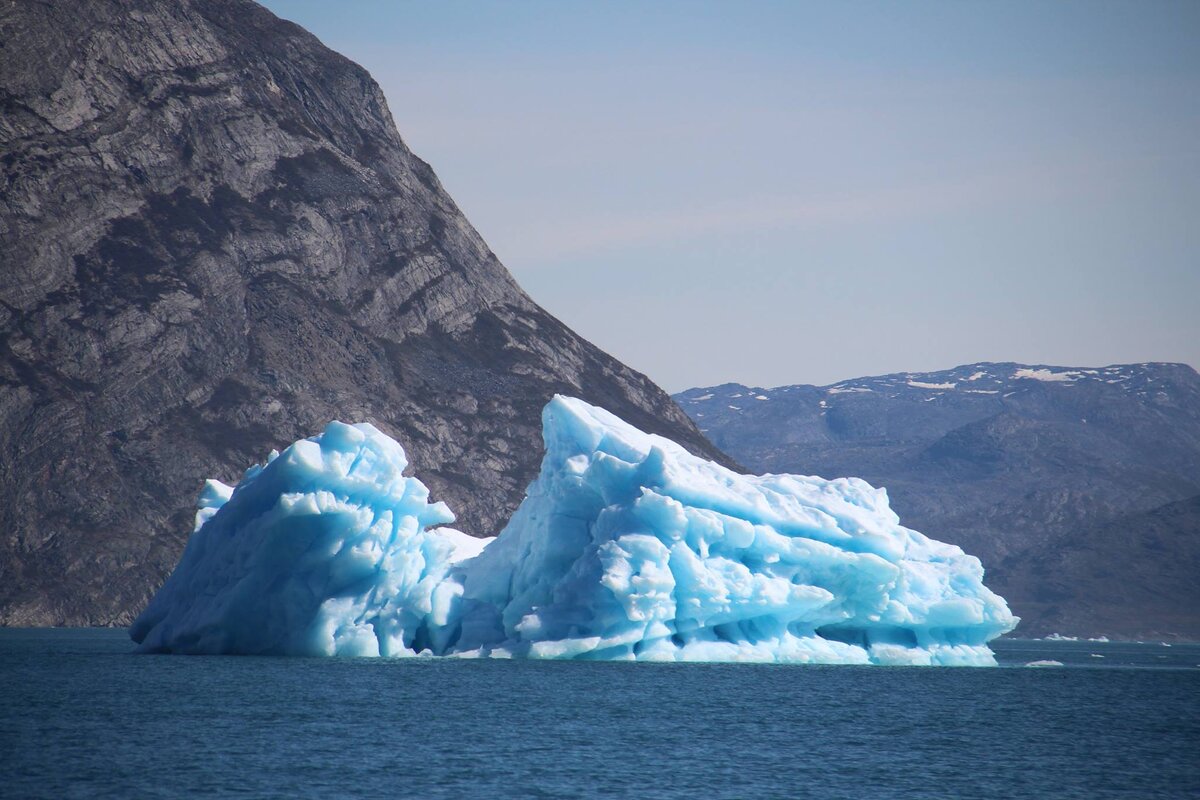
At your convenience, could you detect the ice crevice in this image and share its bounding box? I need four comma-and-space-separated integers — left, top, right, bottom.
130, 396, 1017, 665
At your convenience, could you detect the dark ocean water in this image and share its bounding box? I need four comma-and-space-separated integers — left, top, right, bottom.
1, 629, 1196, 799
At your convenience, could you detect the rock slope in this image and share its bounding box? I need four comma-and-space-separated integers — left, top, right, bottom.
675, 363, 1200, 639
0, 0, 731, 625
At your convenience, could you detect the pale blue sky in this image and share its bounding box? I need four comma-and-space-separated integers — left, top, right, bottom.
261, 0, 1199, 390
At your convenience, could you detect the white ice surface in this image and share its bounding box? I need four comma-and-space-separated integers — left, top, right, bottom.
1012, 368, 1077, 382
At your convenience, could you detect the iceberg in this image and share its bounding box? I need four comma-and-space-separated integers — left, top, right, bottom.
131, 397, 1016, 665
129, 421, 488, 656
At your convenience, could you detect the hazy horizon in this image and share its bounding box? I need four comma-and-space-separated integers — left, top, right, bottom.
261, 0, 1199, 391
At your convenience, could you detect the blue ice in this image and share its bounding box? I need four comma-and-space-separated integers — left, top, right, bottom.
131, 397, 1016, 665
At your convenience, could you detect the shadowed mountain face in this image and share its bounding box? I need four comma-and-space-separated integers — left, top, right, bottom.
675, 363, 1200, 640
0, 0, 733, 626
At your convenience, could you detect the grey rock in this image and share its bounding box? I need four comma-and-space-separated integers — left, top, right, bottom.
675, 362, 1200, 640
0, 0, 734, 626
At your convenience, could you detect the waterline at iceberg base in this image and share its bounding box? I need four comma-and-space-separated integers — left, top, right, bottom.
131, 397, 1017, 665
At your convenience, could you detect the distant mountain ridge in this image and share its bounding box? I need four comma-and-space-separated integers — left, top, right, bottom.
674, 362, 1200, 640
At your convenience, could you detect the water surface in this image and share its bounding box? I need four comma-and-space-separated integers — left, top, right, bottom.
2, 629, 1196, 799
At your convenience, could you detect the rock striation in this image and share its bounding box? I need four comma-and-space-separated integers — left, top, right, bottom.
0, 0, 731, 625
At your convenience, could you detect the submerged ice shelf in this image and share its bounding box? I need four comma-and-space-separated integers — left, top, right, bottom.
131, 397, 1016, 665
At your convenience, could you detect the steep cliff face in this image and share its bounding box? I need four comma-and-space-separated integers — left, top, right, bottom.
0, 0, 732, 625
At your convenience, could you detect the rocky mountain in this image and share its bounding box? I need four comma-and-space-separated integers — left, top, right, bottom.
675, 363, 1200, 639
0, 0, 733, 626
